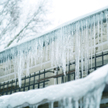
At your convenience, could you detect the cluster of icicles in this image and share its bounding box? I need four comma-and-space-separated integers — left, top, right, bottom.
0, 64, 108, 108
0, 9, 108, 87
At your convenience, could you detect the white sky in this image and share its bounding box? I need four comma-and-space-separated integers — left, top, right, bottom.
52, 0, 108, 26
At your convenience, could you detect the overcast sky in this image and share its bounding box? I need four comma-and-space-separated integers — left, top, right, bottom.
51, 0, 108, 27
1, 0, 108, 51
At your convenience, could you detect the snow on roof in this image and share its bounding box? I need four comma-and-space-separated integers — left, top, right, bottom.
0, 64, 108, 108
0, 5, 108, 53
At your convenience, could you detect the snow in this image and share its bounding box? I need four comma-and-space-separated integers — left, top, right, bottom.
0, 64, 108, 108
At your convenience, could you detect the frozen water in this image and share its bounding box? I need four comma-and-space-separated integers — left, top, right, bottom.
0, 64, 108, 108
0, 9, 108, 87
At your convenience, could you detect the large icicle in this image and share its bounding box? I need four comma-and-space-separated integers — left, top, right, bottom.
75, 22, 80, 79
81, 20, 84, 78
85, 18, 89, 76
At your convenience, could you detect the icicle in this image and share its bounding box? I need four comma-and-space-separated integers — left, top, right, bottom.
79, 99, 82, 108
68, 97, 73, 108
4, 52, 7, 75
62, 49, 66, 75
61, 27, 67, 75
18, 54, 22, 87
84, 21, 86, 76
63, 97, 66, 107
89, 96, 95, 108
36, 39, 39, 64
71, 25, 74, 62
75, 22, 80, 79
36, 105, 38, 108
100, 12, 103, 51
55, 31, 59, 66
97, 14, 100, 51
66, 25, 70, 64
75, 100, 78, 108
51, 32, 55, 67
49, 33, 52, 64
14, 57, 17, 81
39, 37, 43, 68
33, 105, 35, 108
45, 35, 48, 61
81, 21, 84, 78
84, 97, 89, 108
105, 10, 108, 47
11, 48, 17, 81
29, 41, 33, 67
90, 17, 93, 69
58, 100, 62, 108
49, 102, 54, 108
29, 105, 33, 108
34, 41, 38, 65
58, 27, 63, 68
26, 54, 30, 76
94, 85, 105, 108
85, 19, 89, 76
93, 15, 96, 55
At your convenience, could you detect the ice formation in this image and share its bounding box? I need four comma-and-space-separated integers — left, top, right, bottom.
0, 64, 108, 108
0, 7, 108, 87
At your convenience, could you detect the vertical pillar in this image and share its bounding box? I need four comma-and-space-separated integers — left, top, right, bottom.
68, 63, 70, 81
38, 71, 40, 88
11, 80, 13, 94
54, 69, 57, 85
56, 67, 58, 84
95, 54, 96, 70
23, 76, 26, 91
15, 79, 17, 92
28, 74, 31, 90
6, 81, 9, 95
102, 52, 104, 66
43, 69, 45, 88
2, 82, 5, 95
33, 72, 35, 89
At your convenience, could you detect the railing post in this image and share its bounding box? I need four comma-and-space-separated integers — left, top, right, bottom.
2, 82, 5, 95
33, 72, 35, 89
28, 74, 31, 90
95, 54, 96, 70
61, 67, 64, 83
68, 63, 70, 81
15, 79, 17, 92
6, 81, 9, 95
43, 69, 45, 88
57, 67, 58, 84
0, 83, 1, 96
11, 80, 13, 94
23, 76, 26, 91
102, 52, 104, 66
74, 72, 75, 80
38, 71, 40, 88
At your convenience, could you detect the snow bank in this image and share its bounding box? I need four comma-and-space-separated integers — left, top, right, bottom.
0, 64, 108, 108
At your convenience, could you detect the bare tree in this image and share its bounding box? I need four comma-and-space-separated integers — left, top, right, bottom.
0, 0, 52, 49
0, 0, 21, 47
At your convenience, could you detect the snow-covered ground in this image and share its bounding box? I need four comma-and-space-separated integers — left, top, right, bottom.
0, 64, 108, 108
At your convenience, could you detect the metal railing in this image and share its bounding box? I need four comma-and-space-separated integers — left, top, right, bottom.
0, 51, 108, 97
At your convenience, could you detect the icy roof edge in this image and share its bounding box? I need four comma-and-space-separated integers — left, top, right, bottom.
0, 5, 108, 53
